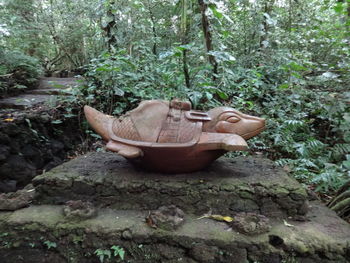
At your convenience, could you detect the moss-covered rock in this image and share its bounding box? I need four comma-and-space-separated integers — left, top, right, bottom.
0, 202, 349, 263
33, 152, 309, 217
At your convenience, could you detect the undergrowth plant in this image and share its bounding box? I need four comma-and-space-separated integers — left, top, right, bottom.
59, 45, 349, 195
95, 246, 125, 262
0, 49, 42, 96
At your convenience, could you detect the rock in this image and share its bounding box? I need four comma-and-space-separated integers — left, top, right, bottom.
0, 103, 83, 191
63, 200, 97, 219
121, 229, 133, 240
1, 123, 20, 136
146, 205, 185, 231
21, 145, 43, 168
33, 152, 309, 217
230, 212, 271, 235
0, 201, 349, 261
0, 155, 36, 184
0, 185, 35, 210
189, 244, 218, 263
0, 180, 17, 193
49, 139, 64, 154
0, 145, 10, 161
43, 156, 63, 172
0, 132, 11, 144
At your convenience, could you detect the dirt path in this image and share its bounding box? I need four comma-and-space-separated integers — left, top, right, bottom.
0, 77, 81, 110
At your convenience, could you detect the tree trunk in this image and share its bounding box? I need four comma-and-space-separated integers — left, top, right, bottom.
102, 0, 117, 51
347, 1, 350, 36
198, 0, 218, 80
146, 1, 157, 55
181, 0, 191, 89
260, 0, 275, 50
337, 0, 350, 36
182, 48, 191, 89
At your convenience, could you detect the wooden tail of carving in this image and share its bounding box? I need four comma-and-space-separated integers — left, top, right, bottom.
84, 106, 113, 141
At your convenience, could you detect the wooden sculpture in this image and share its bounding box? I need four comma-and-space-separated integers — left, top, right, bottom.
84, 99, 265, 173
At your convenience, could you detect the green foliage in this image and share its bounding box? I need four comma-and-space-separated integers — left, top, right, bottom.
0, 48, 42, 96
95, 246, 125, 262
111, 245, 125, 260
2, 0, 350, 194
43, 240, 57, 249
95, 249, 111, 263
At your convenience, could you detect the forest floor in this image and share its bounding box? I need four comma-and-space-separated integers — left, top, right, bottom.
0, 77, 79, 110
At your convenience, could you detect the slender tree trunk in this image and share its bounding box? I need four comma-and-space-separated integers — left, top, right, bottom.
347, 1, 350, 36
182, 44, 190, 89
146, 1, 157, 55
337, 0, 350, 37
181, 0, 191, 89
22, 0, 37, 56
102, 0, 117, 51
198, 0, 218, 80
260, 0, 275, 50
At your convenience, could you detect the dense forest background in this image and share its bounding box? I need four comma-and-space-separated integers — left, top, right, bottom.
0, 0, 349, 199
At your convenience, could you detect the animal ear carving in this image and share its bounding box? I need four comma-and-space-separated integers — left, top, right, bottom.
84, 100, 265, 173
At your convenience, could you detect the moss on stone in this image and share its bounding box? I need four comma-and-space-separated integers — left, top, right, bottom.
32, 153, 310, 217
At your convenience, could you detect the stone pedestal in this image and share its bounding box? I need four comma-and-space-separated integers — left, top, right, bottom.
0, 152, 349, 263
33, 152, 308, 217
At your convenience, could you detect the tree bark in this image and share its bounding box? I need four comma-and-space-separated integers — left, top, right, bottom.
260, 0, 275, 50
181, 0, 191, 89
102, 0, 117, 51
146, 1, 158, 55
198, 0, 218, 80
182, 48, 191, 89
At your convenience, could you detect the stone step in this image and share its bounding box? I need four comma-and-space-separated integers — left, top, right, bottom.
29, 88, 68, 95
0, 94, 57, 109
33, 152, 309, 217
38, 77, 81, 89
0, 203, 349, 262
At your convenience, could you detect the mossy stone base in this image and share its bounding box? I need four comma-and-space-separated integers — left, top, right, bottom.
33, 152, 308, 217
0, 202, 349, 263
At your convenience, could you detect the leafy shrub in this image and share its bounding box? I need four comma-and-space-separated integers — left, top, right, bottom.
61, 46, 349, 194
0, 48, 42, 96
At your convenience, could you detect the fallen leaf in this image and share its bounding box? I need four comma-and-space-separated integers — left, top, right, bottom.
283, 219, 295, 227
197, 214, 234, 223
145, 212, 157, 228
4, 118, 14, 122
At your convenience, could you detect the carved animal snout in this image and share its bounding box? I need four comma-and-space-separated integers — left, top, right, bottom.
214, 110, 265, 139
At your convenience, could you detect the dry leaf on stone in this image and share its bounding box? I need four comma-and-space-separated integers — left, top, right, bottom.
197, 214, 234, 223
283, 219, 295, 227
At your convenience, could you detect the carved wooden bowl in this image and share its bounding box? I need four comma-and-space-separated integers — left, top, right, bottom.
84, 100, 265, 173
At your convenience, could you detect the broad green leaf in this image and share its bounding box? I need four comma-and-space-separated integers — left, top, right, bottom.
333, 3, 344, 13
113, 87, 125, 96
216, 90, 228, 100
209, 4, 223, 19
278, 84, 289, 89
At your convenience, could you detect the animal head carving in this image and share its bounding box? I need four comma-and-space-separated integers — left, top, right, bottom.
203, 107, 265, 139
